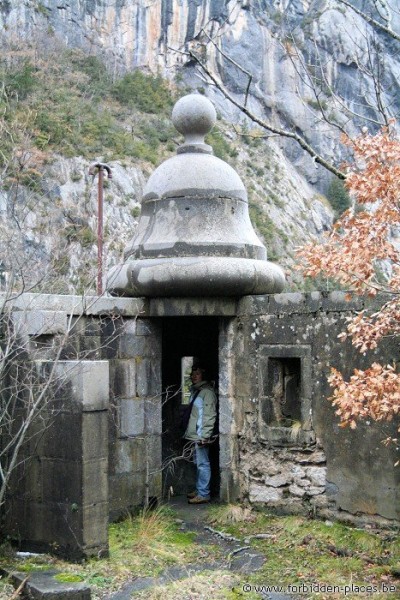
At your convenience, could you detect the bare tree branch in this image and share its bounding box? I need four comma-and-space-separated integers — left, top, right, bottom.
338, 0, 400, 41
187, 49, 346, 179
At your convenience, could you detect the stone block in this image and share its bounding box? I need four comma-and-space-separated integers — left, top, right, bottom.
109, 473, 145, 517
219, 434, 240, 477
148, 298, 237, 317
115, 438, 145, 474
268, 293, 306, 314
12, 310, 68, 337
37, 501, 83, 548
219, 368, 234, 397
38, 414, 81, 460
304, 291, 323, 312
121, 319, 137, 335
305, 466, 327, 487
259, 425, 316, 446
82, 501, 109, 548
146, 435, 162, 471
119, 398, 145, 437
310, 494, 329, 508
321, 291, 365, 312
148, 469, 162, 498
21, 456, 43, 502
5, 500, 30, 540
136, 319, 159, 336
82, 412, 108, 460
84, 317, 102, 337
81, 335, 102, 360
306, 486, 325, 496
218, 397, 233, 435
42, 459, 82, 503
264, 473, 289, 487
89, 297, 146, 317
54, 361, 109, 412
249, 484, 283, 502
119, 334, 161, 359
289, 484, 306, 497
82, 458, 108, 505
136, 358, 161, 397
10, 570, 91, 600
237, 295, 270, 316
114, 359, 136, 398
144, 397, 162, 434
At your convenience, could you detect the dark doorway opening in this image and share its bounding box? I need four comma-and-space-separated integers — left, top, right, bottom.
162, 317, 220, 500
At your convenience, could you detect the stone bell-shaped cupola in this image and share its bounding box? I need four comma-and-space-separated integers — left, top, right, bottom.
107, 94, 285, 296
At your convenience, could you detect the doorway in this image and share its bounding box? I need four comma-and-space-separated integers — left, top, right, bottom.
161, 317, 220, 500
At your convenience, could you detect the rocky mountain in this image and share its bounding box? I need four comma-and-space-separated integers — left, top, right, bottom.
0, 0, 398, 292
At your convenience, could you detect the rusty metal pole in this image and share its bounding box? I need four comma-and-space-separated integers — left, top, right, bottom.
89, 162, 112, 296
97, 165, 104, 295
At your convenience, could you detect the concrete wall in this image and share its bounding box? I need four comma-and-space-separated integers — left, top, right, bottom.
2, 294, 162, 557
2, 291, 399, 558
232, 292, 400, 526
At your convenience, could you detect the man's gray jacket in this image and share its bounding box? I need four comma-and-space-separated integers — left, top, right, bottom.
184, 380, 217, 442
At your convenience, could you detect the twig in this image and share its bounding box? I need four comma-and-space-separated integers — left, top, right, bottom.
8, 575, 29, 600
228, 545, 251, 558
245, 533, 276, 540
204, 526, 241, 542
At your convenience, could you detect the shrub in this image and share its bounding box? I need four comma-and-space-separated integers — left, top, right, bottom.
3, 59, 37, 100
112, 70, 173, 114
327, 176, 351, 217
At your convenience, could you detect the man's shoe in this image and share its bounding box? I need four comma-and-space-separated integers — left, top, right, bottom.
188, 495, 210, 504
186, 491, 197, 499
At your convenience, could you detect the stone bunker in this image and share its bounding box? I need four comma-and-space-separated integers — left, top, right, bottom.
2, 95, 399, 559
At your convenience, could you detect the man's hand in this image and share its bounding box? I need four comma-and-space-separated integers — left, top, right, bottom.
198, 439, 210, 446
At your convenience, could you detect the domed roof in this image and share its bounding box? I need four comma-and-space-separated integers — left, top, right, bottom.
106, 93, 286, 297
143, 94, 246, 202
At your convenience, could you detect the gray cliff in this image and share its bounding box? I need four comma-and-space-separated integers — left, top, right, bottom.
0, 0, 398, 290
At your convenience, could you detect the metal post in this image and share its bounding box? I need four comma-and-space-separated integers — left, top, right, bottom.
89, 162, 112, 296
97, 166, 104, 295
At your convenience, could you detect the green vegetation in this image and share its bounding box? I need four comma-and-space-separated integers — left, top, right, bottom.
1, 505, 398, 599
206, 505, 400, 600
0, 45, 177, 178
249, 202, 276, 246
205, 129, 238, 161
0, 506, 219, 597
112, 70, 173, 113
327, 176, 351, 217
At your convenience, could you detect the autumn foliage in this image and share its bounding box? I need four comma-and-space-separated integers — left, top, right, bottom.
298, 123, 400, 445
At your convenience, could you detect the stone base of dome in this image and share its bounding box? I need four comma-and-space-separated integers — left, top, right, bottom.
107, 257, 285, 297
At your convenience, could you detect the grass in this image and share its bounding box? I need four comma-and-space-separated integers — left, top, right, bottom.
206, 506, 400, 599
1, 504, 398, 599
0, 505, 221, 599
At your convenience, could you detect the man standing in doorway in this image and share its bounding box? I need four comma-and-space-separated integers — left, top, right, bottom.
184, 363, 217, 504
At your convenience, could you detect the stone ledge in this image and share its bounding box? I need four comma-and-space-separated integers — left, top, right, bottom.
1, 292, 147, 317
4, 569, 91, 600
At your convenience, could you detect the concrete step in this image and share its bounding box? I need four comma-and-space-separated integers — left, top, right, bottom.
6, 569, 91, 600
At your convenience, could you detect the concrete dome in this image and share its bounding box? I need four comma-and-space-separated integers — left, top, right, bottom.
107, 93, 285, 297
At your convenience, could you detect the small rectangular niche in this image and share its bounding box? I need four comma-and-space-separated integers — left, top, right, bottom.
258, 345, 314, 446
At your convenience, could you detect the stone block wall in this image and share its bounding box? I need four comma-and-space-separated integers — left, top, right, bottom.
5, 360, 109, 559
2, 294, 162, 557
232, 292, 400, 525
2, 290, 399, 558
108, 317, 162, 520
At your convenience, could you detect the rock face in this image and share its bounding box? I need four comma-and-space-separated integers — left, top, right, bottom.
1, 0, 398, 188
1, 0, 398, 289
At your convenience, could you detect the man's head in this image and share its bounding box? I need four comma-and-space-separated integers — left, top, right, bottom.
190, 364, 206, 385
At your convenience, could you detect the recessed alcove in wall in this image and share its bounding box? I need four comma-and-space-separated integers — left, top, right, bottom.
258, 345, 315, 446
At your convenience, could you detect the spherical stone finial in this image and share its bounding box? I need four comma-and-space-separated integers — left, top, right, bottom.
172, 94, 217, 153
